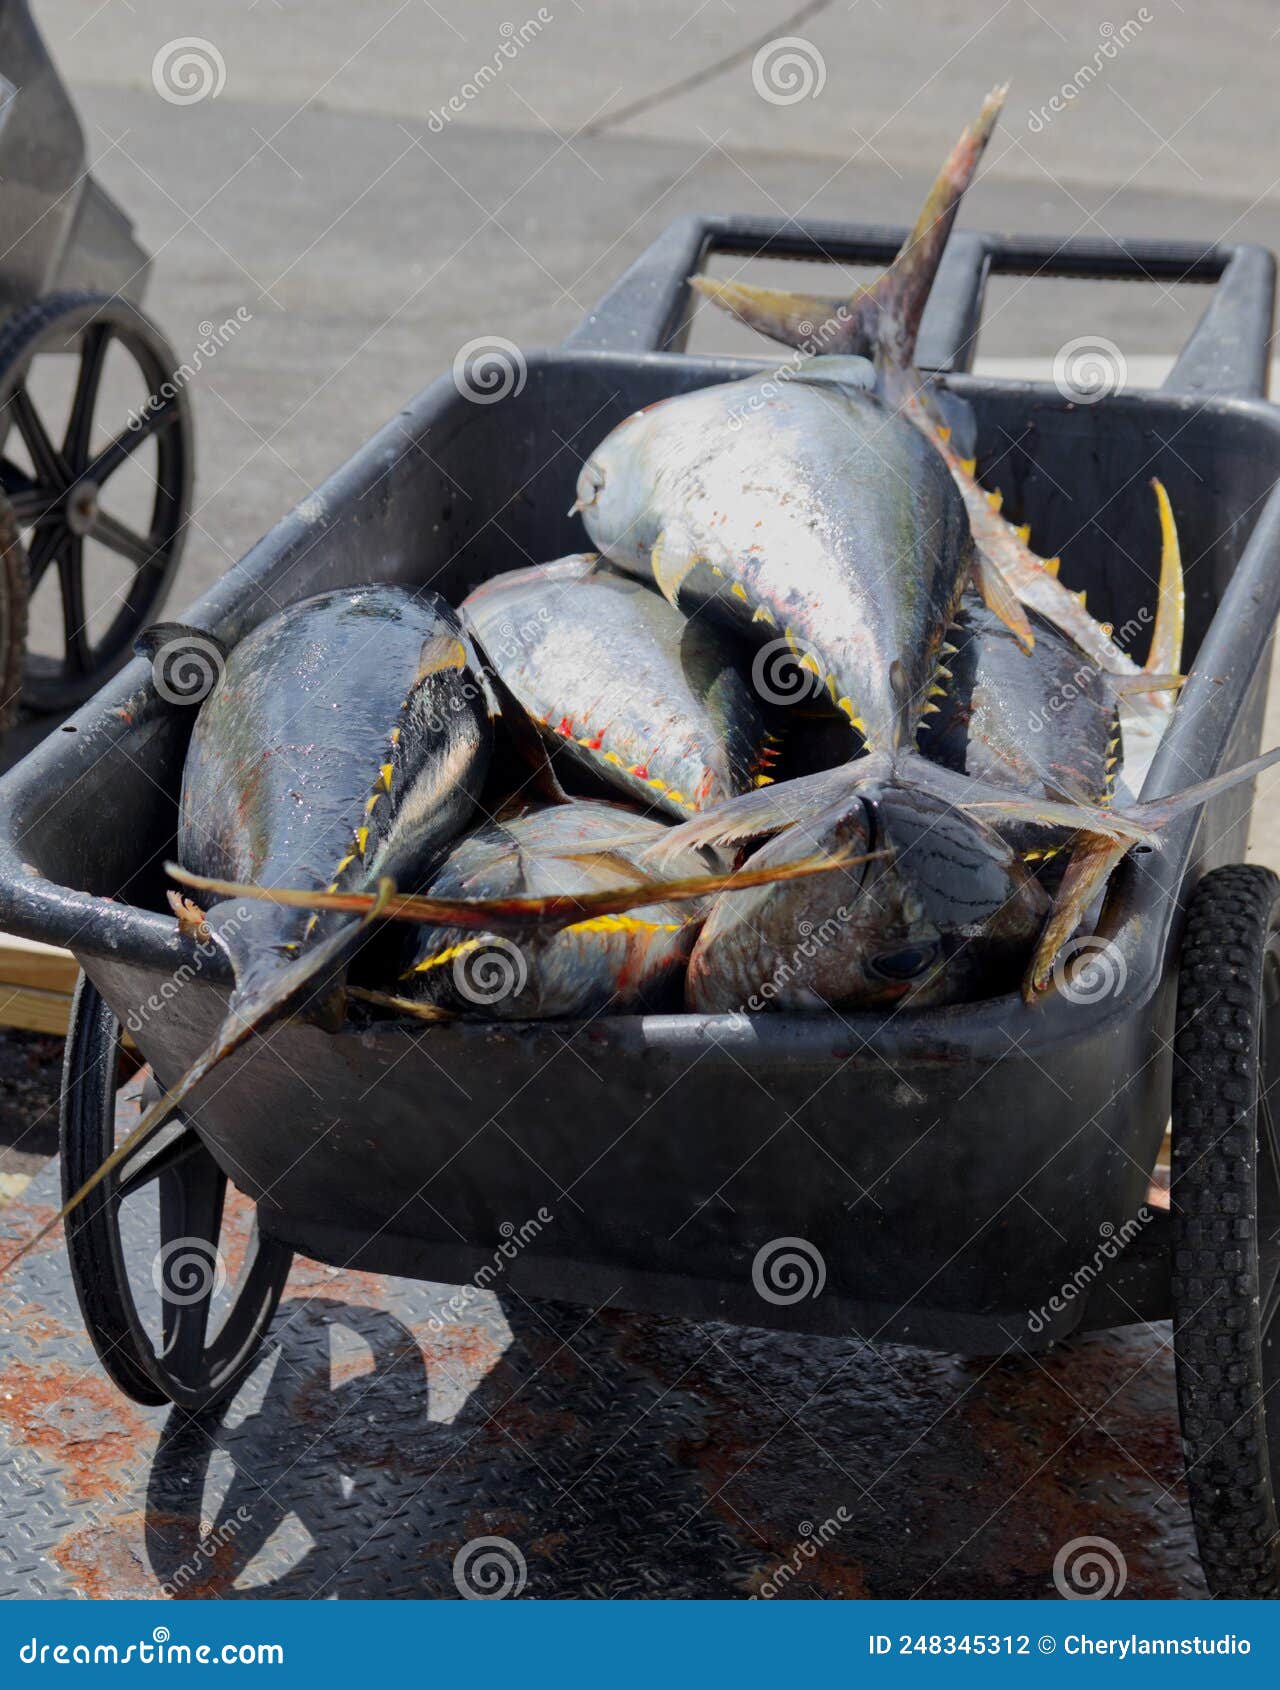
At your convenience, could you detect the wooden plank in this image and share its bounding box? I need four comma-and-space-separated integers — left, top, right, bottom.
0, 931, 79, 996
0, 982, 73, 1037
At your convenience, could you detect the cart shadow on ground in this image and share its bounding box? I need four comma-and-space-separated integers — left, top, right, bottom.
137, 1279, 1206, 1600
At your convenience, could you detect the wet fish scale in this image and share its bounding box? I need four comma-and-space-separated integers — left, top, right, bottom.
388, 801, 709, 1020
577, 364, 974, 751
463, 555, 764, 819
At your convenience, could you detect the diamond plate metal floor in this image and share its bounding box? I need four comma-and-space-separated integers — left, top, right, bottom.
0, 1144, 1206, 1601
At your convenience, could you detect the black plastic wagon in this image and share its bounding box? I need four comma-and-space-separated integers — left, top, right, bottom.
1, 212, 1279, 1600
0, 0, 193, 720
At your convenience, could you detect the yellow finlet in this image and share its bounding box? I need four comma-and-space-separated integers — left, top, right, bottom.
1016, 523, 1031, 544
730, 582, 748, 603
986, 489, 1003, 513
1043, 556, 1061, 578
798, 653, 821, 676
379, 764, 394, 791
355, 826, 370, 856
752, 604, 776, 627
936, 425, 951, 444
960, 457, 977, 477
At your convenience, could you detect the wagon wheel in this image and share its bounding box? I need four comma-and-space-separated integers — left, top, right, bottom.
1172, 864, 1280, 1598
0, 291, 193, 713
0, 488, 30, 734
60, 973, 292, 1412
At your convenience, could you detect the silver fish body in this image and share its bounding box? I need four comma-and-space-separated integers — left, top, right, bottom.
391, 800, 710, 1020
463, 555, 765, 819
576, 361, 973, 751
180, 585, 492, 1003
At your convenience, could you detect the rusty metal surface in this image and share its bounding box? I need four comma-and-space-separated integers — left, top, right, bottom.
0, 1132, 1207, 1601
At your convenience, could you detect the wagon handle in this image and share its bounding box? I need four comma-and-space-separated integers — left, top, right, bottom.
567, 214, 1275, 401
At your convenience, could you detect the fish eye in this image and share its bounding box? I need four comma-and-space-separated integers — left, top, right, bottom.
869, 941, 941, 982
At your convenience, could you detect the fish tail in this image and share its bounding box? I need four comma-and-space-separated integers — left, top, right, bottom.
0, 911, 374, 1279
687, 85, 1006, 370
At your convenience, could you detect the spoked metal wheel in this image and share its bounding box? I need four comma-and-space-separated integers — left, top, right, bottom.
1172, 864, 1280, 1597
60, 974, 292, 1412
0, 291, 193, 712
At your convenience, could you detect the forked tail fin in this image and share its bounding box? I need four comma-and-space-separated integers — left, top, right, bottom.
689, 85, 1006, 373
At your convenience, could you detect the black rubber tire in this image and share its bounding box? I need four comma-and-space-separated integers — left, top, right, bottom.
0, 487, 30, 735
60, 974, 293, 1412
0, 291, 193, 713
1172, 864, 1280, 1598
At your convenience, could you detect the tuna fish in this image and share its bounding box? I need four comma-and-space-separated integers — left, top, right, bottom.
367, 800, 712, 1020
461, 554, 766, 817
21, 585, 493, 1258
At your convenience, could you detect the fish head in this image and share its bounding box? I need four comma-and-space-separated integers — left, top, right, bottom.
687, 781, 1049, 1013
574, 409, 663, 575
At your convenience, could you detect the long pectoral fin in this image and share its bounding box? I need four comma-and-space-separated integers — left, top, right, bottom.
1024, 833, 1130, 1001
650, 525, 701, 606
346, 986, 457, 1022
1121, 745, 1280, 831
0, 908, 379, 1278
168, 846, 881, 932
